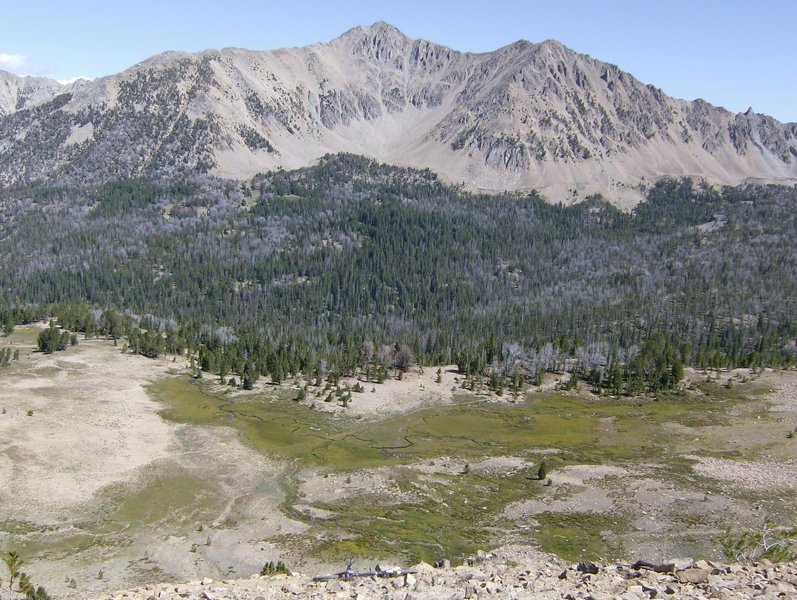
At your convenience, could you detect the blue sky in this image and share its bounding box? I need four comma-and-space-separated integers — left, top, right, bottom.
2, 0, 795, 122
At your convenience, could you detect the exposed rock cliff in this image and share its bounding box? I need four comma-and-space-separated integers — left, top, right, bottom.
2, 22, 796, 206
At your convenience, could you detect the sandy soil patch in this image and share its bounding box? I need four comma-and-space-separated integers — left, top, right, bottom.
0, 330, 187, 522
502, 465, 628, 520
295, 467, 413, 505
686, 455, 797, 490
0, 327, 306, 599
764, 371, 797, 414
411, 455, 534, 478
261, 365, 516, 418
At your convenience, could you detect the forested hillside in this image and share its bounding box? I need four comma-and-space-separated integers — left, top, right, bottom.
1, 154, 796, 391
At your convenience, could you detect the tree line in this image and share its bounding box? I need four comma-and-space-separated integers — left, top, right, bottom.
0, 154, 795, 393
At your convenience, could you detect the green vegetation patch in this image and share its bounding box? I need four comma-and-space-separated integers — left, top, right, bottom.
98, 473, 222, 531
533, 512, 627, 562
151, 376, 756, 469
310, 470, 543, 565
148, 374, 778, 563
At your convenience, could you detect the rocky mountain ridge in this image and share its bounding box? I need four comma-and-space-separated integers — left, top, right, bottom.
2, 22, 796, 206
92, 547, 797, 599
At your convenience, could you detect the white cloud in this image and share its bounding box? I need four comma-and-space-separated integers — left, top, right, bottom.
0, 53, 29, 72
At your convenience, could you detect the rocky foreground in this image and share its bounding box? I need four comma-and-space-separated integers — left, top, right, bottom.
95, 546, 797, 599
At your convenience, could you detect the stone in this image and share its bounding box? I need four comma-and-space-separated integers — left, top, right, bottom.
578, 562, 600, 575
678, 568, 711, 584
325, 579, 348, 593
775, 581, 795, 594
281, 583, 305, 595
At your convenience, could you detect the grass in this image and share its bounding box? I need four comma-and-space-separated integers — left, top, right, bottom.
150, 377, 753, 470
98, 473, 222, 531
145, 374, 781, 564
533, 513, 627, 561
7, 473, 223, 566
309, 469, 543, 565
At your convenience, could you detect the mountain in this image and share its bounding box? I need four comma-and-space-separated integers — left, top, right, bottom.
0, 72, 67, 115
1, 22, 796, 206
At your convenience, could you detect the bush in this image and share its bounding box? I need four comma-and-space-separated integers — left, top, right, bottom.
37, 325, 70, 353
716, 517, 797, 563
537, 461, 548, 481
2, 549, 52, 599
260, 560, 291, 576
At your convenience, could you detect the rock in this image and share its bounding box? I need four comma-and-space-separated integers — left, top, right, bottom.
578, 561, 600, 574
325, 579, 348, 593
83, 548, 797, 600
677, 568, 711, 584
201, 578, 213, 586
281, 582, 305, 595
775, 581, 795, 594
632, 561, 676, 574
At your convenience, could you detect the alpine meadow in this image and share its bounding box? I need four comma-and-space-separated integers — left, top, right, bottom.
1, 19, 797, 600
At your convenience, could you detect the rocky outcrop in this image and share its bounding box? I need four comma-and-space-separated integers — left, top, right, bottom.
0, 71, 70, 115
1, 23, 796, 206
94, 547, 797, 599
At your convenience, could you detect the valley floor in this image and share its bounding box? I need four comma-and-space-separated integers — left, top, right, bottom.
0, 326, 795, 598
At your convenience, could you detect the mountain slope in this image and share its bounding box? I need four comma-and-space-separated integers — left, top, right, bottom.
0, 71, 68, 115
1, 22, 795, 205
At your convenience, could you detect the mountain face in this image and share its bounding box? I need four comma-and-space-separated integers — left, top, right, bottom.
1, 22, 796, 206
0, 72, 70, 116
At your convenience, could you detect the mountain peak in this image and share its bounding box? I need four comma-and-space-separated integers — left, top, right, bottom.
1, 25, 795, 205
336, 21, 411, 44
332, 21, 415, 64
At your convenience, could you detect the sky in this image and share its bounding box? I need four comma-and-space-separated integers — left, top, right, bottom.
2, 0, 795, 122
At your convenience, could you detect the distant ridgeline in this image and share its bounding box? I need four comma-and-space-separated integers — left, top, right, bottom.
1, 155, 796, 392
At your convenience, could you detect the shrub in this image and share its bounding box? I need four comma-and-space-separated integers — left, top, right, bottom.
260, 560, 290, 576
716, 517, 797, 563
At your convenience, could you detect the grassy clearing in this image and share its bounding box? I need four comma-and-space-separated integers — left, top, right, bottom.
147, 374, 783, 564
97, 473, 222, 531
308, 469, 545, 564
533, 513, 627, 561
6, 473, 223, 566
150, 377, 753, 470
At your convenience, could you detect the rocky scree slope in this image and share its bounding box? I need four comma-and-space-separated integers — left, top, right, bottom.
2, 22, 796, 206
93, 547, 797, 599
